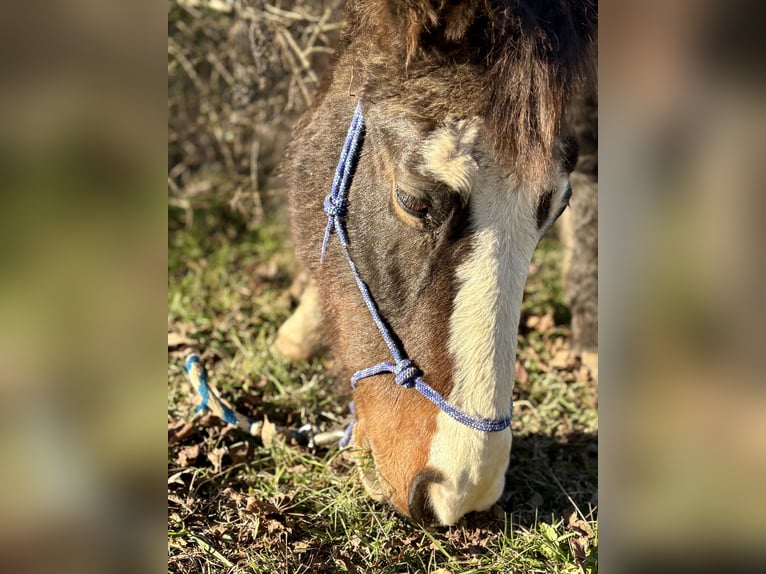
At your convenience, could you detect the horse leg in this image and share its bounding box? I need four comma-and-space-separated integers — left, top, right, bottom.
272, 276, 326, 361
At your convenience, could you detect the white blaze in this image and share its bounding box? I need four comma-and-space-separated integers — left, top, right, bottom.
422, 129, 542, 525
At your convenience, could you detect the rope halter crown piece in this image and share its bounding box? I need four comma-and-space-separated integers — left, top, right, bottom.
320, 100, 513, 447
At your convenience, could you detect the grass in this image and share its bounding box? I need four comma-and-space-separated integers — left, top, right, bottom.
168, 203, 598, 573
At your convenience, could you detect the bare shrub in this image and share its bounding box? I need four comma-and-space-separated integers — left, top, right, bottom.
168, 0, 344, 223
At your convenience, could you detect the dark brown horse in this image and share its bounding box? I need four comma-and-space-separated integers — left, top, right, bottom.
280, 0, 596, 525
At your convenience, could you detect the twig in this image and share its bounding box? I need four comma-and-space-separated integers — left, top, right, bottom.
280, 27, 319, 84
249, 137, 264, 221
207, 52, 235, 87
305, 46, 336, 55
264, 3, 323, 22
168, 38, 206, 95
276, 31, 312, 108
549, 469, 589, 524
169, 197, 194, 228
304, 7, 332, 56
169, 37, 236, 171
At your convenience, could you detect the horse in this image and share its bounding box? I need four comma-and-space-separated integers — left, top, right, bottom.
279, 0, 597, 525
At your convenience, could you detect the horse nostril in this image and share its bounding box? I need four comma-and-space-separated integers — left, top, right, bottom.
408, 469, 442, 525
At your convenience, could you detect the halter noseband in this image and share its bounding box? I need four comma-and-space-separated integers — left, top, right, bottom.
321, 100, 512, 447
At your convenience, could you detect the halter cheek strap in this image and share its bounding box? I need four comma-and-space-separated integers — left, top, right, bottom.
321, 100, 512, 447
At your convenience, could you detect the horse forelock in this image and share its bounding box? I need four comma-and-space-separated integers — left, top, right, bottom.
342, 0, 597, 189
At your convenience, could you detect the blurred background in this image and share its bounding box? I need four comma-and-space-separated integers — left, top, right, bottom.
0, 0, 763, 571
599, 0, 766, 569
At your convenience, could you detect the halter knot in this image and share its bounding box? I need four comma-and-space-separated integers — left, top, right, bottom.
323, 193, 348, 219
393, 359, 421, 388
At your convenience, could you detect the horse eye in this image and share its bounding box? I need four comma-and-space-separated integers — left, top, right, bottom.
395, 186, 431, 220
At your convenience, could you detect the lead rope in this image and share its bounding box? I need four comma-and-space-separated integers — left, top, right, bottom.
184, 354, 345, 448
321, 100, 512, 448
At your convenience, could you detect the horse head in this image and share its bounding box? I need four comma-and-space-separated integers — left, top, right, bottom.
286, 0, 596, 525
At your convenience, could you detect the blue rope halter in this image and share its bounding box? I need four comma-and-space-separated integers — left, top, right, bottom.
321, 100, 512, 447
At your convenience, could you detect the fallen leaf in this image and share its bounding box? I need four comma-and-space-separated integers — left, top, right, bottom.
551, 350, 571, 369
535, 310, 556, 333
222, 488, 244, 507
168, 417, 186, 433
570, 535, 590, 565
168, 418, 196, 444
228, 442, 252, 463
266, 518, 284, 534
243, 496, 282, 517
177, 444, 200, 467
514, 360, 529, 385
261, 415, 277, 448
567, 510, 595, 538
167, 469, 191, 486
168, 332, 194, 347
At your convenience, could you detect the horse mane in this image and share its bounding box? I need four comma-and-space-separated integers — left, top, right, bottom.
341, 0, 597, 188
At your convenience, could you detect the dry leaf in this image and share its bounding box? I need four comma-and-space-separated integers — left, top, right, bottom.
168, 469, 191, 486
168, 417, 186, 433
567, 510, 595, 538
229, 442, 252, 463
177, 444, 200, 467
266, 519, 284, 535
223, 487, 243, 503
535, 310, 556, 333
570, 535, 590, 565
168, 418, 196, 444
168, 332, 194, 347
261, 415, 277, 448
514, 360, 529, 385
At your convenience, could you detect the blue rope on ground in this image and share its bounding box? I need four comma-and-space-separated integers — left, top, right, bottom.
321, 99, 513, 445
185, 354, 254, 430
184, 354, 346, 448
